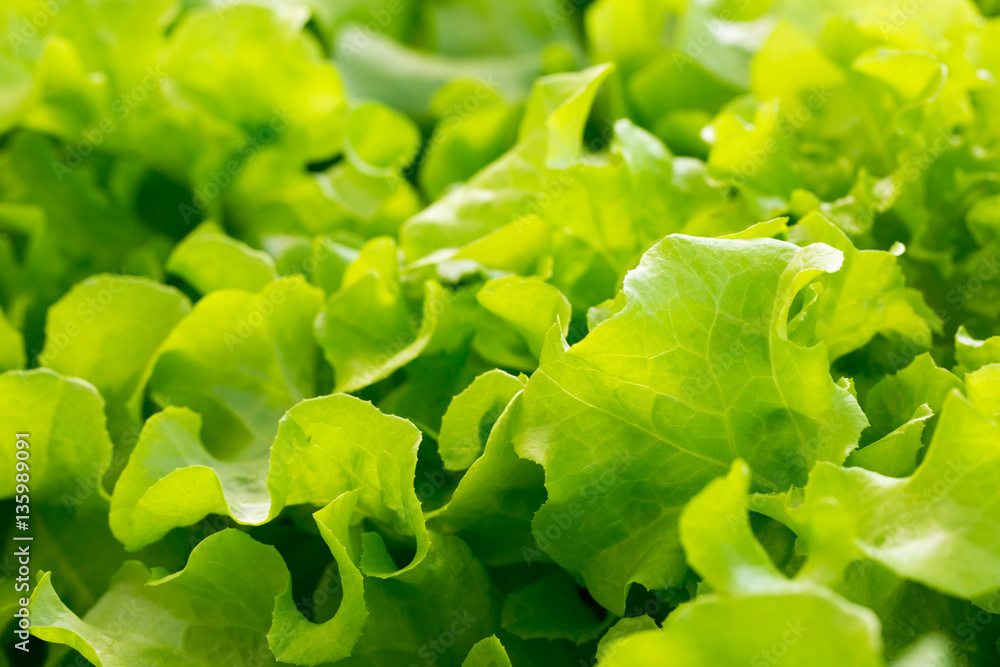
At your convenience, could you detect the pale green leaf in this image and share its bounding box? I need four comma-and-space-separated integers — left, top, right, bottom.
757, 391, 1000, 600
167, 222, 279, 294
789, 212, 938, 361
462, 636, 512, 667
0, 369, 111, 505
38, 274, 191, 467
512, 235, 866, 612
846, 405, 932, 478
429, 392, 545, 567
147, 276, 324, 458
314, 237, 446, 392
30, 529, 288, 667
438, 369, 525, 471
474, 276, 571, 369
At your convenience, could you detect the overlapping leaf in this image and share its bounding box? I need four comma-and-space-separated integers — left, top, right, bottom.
512, 234, 867, 612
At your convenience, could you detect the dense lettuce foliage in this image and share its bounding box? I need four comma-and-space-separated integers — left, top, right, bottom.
3, 0, 1000, 665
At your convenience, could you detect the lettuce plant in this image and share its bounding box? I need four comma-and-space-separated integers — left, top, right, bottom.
3, 0, 1000, 666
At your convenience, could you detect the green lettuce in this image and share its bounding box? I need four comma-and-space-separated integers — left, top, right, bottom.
596, 461, 953, 666
9, 0, 1000, 665
147, 276, 324, 457
1, 369, 185, 627
30, 529, 288, 667
512, 234, 866, 612
754, 390, 1000, 601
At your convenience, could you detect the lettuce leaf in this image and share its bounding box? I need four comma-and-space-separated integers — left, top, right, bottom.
598, 462, 900, 667
147, 276, 324, 457
463, 636, 513, 667
754, 391, 1000, 601
1, 369, 185, 623
110, 394, 427, 565
30, 529, 289, 667
11, 1, 1000, 665
167, 222, 279, 294
513, 234, 867, 612
38, 275, 191, 476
